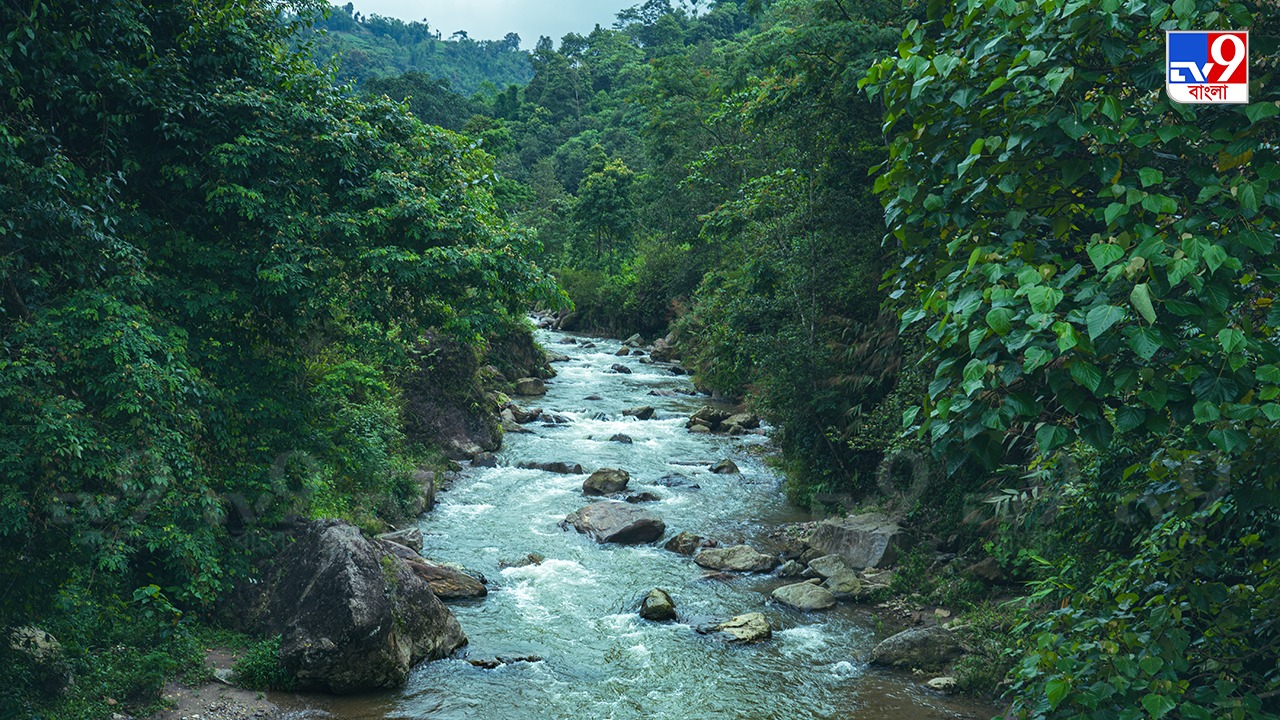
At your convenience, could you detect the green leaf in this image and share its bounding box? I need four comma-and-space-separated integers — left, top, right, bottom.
1036, 424, 1071, 454
1218, 328, 1246, 354
1239, 183, 1260, 212
1141, 194, 1177, 214
1193, 401, 1221, 423
1086, 304, 1126, 340
1138, 167, 1164, 187
1053, 321, 1079, 352
1245, 102, 1280, 123
968, 138, 985, 155
1141, 694, 1177, 719
1257, 364, 1280, 384
1130, 283, 1156, 324
1139, 655, 1165, 676
903, 406, 921, 427
1116, 406, 1145, 433
1203, 244, 1227, 274
1128, 327, 1164, 360
1071, 360, 1103, 393
1101, 96, 1121, 121
1024, 346, 1053, 372
969, 326, 988, 354
1104, 202, 1126, 226
1263, 403, 1280, 422
986, 307, 1014, 336
1027, 286, 1064, 314
1045, 678, 1070, 709
1088, 243, 1124, 271
933, 54, 961, 78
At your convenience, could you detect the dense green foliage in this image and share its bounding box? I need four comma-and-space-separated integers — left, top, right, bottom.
866, 0, 1279, 716
311, 4, 532, 94
1, 1, 554, 716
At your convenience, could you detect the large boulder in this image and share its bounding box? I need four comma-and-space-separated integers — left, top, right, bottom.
639, 589, 677, 622
583, 468, 631, 496
710, 613, 772, 643
564, 501, 665, 544
402, 333, 500, 463
238, 520, 466, 693
772, 580, 837, 611
870, 626, 964, 670
694, 544, 778, 573
9, 627, 72, 695
723, 413, 760, 431
513, 377, 547, 396
610, 364, 633, 374
805, 513, 912, 569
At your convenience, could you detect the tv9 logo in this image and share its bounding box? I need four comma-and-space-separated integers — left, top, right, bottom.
1166, 31, 1249, 104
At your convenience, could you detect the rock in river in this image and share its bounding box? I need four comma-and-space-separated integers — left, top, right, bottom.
639, 589, 677, 622
610, 363, 633, 374
513, 377, 547, 396
622, 405, 656, 420
518, 460, 585, 475
235, 520, 466, 693
609, 433, 633, 444
583, 468, 631, 496
564, 501, 665, 544
694, 544, 778, 573
710, 613, 772, 643
711, 459, 740, 474
771, 580, 836, 611
870, 626, 964, 670
664, 531, 716, 556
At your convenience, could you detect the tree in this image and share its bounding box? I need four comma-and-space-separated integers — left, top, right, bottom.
574, 158, 636, 264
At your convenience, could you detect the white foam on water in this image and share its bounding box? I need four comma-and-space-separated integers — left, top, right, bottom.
830, 660, 858, 678
499, 557, 595, 585
777, 625, 830, 656
437, 503, 495, 517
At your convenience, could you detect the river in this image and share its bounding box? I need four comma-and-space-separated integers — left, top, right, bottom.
290, 327, 998, 720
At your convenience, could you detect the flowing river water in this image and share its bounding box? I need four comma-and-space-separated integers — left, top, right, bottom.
288, 328, 999, 720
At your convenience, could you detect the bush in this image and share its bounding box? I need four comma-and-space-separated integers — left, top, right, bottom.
232, 636, 295, 692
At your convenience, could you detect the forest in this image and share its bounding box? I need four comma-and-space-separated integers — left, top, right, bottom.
1, 0, 1277, 719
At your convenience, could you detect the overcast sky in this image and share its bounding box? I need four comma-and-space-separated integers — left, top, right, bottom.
341, 1, 640, 47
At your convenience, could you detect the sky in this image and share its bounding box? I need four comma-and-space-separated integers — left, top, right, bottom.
343, 1, 641, 47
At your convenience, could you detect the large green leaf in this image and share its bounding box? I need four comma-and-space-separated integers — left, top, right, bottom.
1086, 304, 1126, 340
1130, 283, 1156, 324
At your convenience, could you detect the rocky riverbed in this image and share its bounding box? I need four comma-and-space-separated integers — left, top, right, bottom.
157, 325, 1002, 720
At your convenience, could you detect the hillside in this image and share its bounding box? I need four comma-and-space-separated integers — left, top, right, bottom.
309, 3, 532, 95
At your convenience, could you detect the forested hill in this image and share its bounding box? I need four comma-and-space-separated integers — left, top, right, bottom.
310, 3, 533, 94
